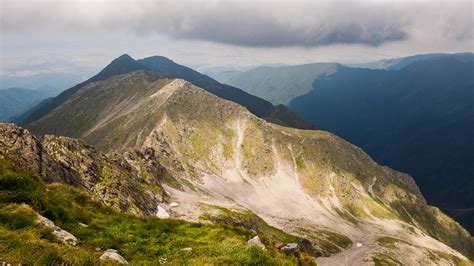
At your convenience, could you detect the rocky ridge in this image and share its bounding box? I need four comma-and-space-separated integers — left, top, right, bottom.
7, 72, 472, 264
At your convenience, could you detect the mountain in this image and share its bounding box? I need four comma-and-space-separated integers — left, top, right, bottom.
348, 52, 474, 70
290, 57, 474, 233
16, 70, 474, 264
211, 63, 339, 105
18, 54, 309, 129
0, 71, 89, 91
0, 87, 59, 121
0, 124, 314, 264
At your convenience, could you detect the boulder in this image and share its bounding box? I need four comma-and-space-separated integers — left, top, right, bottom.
156, 205, 170, 218
35, 214, 77, 246
100, 249, 128, 264
247, 236, 265, 249
279, 243, 300, 256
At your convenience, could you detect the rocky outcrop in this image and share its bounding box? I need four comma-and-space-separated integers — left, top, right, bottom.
99, 249, 128, 264
278, 243, 300, 257
0, 124, 167, 217
34, 213, 77, 246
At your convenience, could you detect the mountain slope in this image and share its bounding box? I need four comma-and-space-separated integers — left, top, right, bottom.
0, 87, 55, 121
23, 71, 473, 264
19, 54, 309, 129
212, 63, 339, 105
290, 57, 474, 233
0, 124, 313, 265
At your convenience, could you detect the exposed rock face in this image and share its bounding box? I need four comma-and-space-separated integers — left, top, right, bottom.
0, 123, 167, 217
35, 213, 77, 246
99, 249, 128, 264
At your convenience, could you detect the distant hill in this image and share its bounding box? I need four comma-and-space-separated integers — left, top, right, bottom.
0, 71, 89, 91
18, 54, 310, 129
289, 57, 474, 232
347, 52, 474, 70
0, 87, 59, 121
211, 63, 339, 105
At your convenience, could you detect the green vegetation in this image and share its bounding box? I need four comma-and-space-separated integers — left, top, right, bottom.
295, 227, 352, 256
0, 158, 312, 265
212, 62, 339, 105
376, 236, 410, 248
428, 250, 472, 266
97, 162, 115, 189
372, 253, 402, 266
200, 205, 300, 246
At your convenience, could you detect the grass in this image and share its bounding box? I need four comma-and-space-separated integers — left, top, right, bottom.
376, 236, 410, 248
200, 205, 300, 246
0, 158, 313, 265
294, 227, 352, 257
372, 253, 402, 266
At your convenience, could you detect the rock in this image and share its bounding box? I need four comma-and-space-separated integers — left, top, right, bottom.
356, 242, 363, 248
169, 202, 179, 208
181, 247, 192, 252
35, 214, 77, 246
156, 205, 170, 218
95, 247, 102, 251
279, 243, 300, 256
247, 236, 265, 249
99, 249, 128, 264
78, 222, 88, 227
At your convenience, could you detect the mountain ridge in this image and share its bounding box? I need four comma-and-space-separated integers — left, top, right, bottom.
16, 69, 474, 264
290, 57, 474, 233
18, 54, 310, 130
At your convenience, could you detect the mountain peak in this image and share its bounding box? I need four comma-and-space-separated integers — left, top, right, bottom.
114, 53, 136, 62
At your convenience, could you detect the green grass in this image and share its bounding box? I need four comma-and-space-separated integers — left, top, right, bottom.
200, 205, 300, 246
294, 227, 352, 256
372, 253, 402, 266
0, 158, 313, 265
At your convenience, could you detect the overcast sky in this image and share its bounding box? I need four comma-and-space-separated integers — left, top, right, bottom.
0, 0, 473, 78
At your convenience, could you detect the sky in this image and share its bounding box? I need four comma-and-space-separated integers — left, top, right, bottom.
0, 0, 473, 80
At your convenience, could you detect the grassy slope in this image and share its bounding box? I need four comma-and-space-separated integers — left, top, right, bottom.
0, 158, 313, 265
219, 63, 338, 105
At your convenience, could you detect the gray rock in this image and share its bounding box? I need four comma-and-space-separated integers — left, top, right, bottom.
156, 205, 170, 218
78, 222, 88, 227
279, 243, 300, 256
100, 249, 129, 264
247, 236, 265, 249
35, 214, 77, 246
181, 247, 192, 252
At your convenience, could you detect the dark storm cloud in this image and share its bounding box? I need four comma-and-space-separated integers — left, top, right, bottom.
0, 0, 472, 48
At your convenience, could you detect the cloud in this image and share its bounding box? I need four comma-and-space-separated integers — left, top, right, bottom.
0, 0, 472, 48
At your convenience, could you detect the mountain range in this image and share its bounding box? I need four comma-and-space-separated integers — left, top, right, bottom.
210, 52, 474, 234
16, 54, 310, 130
1, 53, 472, 264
